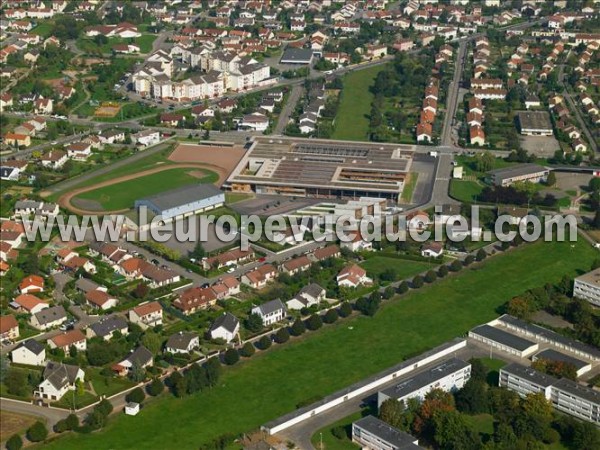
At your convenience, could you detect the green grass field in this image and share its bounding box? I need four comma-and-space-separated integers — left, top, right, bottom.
360, 256, 434, 281
311, 411, 362, 450
73, 168, 218, 211
332, 65, 385, 141
401, 173, 419, 203
38, 240, 597, 450
450, 180, 484, 203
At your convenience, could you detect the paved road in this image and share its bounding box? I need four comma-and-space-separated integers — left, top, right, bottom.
273, 84, 304, 135
440, 40, 467, 147
0, 397, 69, 429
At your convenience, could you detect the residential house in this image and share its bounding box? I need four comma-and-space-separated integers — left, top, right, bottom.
129, 301, 163, 330
19, 275, 44, 294
34, 97, 53, 114
309, 245, 340, 262
132, 129, 160, 147
48, 329, 87, 353
421, 242, 444, 258
281, 255, 312, 275
30, 305, 67, 330
12, 294, 49, 314
0, 315, 19, 342
173, 286, 217, 315
165, 332, 200, 354
208, 312, 240, 343
35, 362, 84, 401
113, 346, 153, 376
242, 264, 277, 289
11, 339, 46, 366
3, 133, 31, 147
40, 150, 68, 169
85, 289, 118, 310
286, 283, 326, 310
337, 264, 373, 288
86, 315, 128, 340
251, 299, 286, 326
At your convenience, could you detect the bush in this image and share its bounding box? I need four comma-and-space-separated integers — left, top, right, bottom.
476, 249, 487, 261
147, 378, 164, 396
84, 409, 107, 431
424, 270, 437, 283
331, 425, 347, 440
323, 308, 339, 324
396, 281, 409, 294
438, 265, 449, 277
411, 275, 424, 288
6, 434, 22, 450
355, 296, 380, 316
383, 286, 395, 299
290, 318, 306, 336
338, 302, 353, 317
463, 255, 475, 266
96, 398, 113, 417
54, 419, 69, 433
305, 314, 323, 330
26, 422, 48, 442
223, 348, 240, 365
450, 260, 462, 272
257, 335, 272, 350
274, 328, 290, 344
125, 387, 145, 404
239, 342, 255, 357
65, 413, 79, 430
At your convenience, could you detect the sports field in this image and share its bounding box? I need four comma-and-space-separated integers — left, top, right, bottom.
332, 65, 385, 141
38, 239, 597, 450
72, 168, 218, 211
360, 256, 434, 281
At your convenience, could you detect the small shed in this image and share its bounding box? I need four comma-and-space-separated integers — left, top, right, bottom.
453, 166, 464, 179
125, 402, 140, 416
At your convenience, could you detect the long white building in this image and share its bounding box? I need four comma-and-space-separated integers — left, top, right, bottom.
377, 358, 471, 409
573, 268, 600, 307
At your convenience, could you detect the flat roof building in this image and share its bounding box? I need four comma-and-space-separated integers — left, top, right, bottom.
517, 111, 553, 136
352, 416, 422, 450
469, 324, 539, 357
134, 184, 224, 221
377, 358, 471, 409
488, 164, 550, 187
493, 314, 600, 361
280, 48, 314, 65
573, 268, 600, 307
226, 136, 415, 203
532, 348, 592, 377
500, 363, 557, 399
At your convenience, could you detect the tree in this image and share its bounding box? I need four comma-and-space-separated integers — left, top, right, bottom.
129, 361, 146, 383
323, 309, 339, 324
189, 241, 205, 260
133, 282, 149, 299
355, 296, 380, 316
396, 281, 409, 294
469, 358, 487, 382
168, 371, 187, 397
84, 409, 107, 431
338, 302, 353, 317
379, 398, 406, 429
424, 270, 437, 283
593, 209, 600, 230
589, 177, 600, 193
256, 335, 272, 350
411, 275, 424, 288
65, 413, 79, 430
239, 342, 255, 357
141, 332, 162, 354
244, 313, 264, 332
5, 369, 28, 396
450, 260, 462, 272
274, 327, 290, 343
463, 255, 475, 266
572, 421, 600, 450
455, 379, 489, 414
96, 399, 113, 417
507, 296, 535, 320
438, 265, 449, 277
383, 286, 395, 299
432, 410, 480, 450
223, 348, 240, 365
0, 355, 9, 383
546, 171, 556, 186
125, 387, 145, 404
147, 378, 164, 396
306, 314, 323, 330
26, 422, 48, 442
6, 434, 23, 450
290, 318, 306, 335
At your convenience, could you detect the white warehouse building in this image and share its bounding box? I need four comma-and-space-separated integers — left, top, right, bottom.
134, 184, 225, 222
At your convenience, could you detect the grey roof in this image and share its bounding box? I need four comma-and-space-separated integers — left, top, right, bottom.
136, 184, 223, 212
353, 416, 420, 449
209, 312, 239, 334
501, 362, 557, 388
380, 358, 470, 401
125, 346, 153, 366
497, 315, 600, 359
15, 199, 42, 210
471, 324, 538, 352
0, 167, 17, 179
280, 48, 314, 63
488, 164, 549, 180
33, 306, 67, 326
166, 332, 198, 351
75, 278, 100, 293
552, 377, 600, 404
255, 299, 286, 316
89, 315, 128, 338
299, 283, 325, 299
15, 338, 45, 355
43, 361, 81, 390
518, 110, 552, 130
533, 349, 590, 371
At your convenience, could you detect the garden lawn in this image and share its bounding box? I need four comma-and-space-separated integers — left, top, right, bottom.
360, 256, 434, 280
332, 65, 385, 141
450, 180, 484, 203
73, 168, 218, 211
38, 239, 597, 450
311, 411, 362, 450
